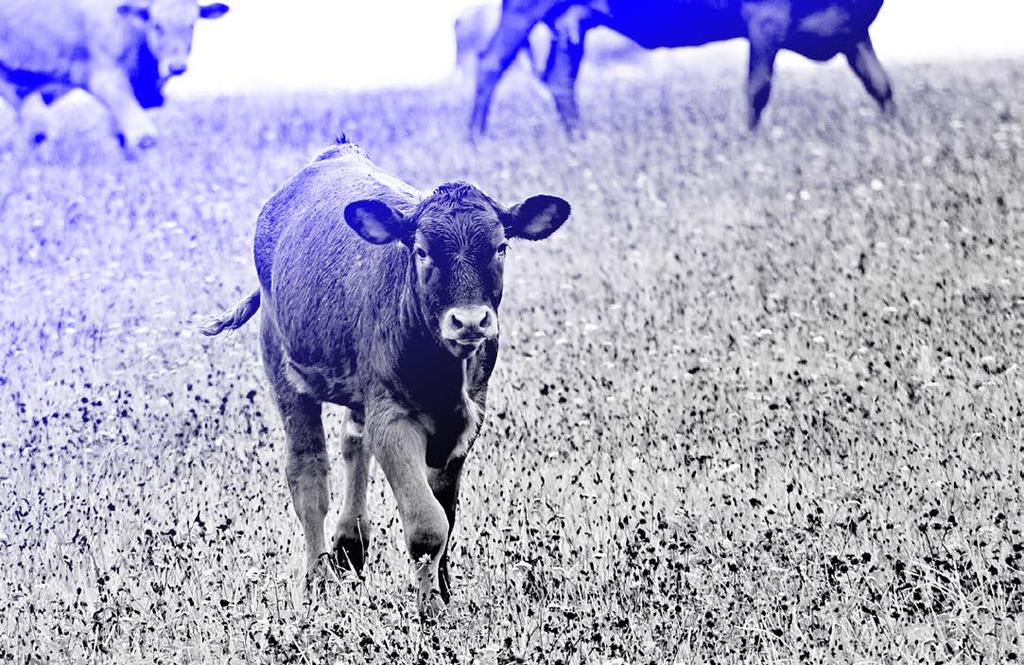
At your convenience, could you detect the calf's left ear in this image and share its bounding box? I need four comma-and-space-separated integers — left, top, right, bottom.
199, 3, 230, 19
504, 195, 570, 240
344, 200, 414, 245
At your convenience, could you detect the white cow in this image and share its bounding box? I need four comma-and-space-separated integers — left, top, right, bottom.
0, 0, 229, 152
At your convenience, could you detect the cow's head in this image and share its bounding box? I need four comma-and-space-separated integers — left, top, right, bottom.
117, 0, 229, 80
344, 183, 570, 359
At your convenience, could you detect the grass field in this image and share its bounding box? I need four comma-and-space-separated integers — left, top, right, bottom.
1, 58, 1023, 663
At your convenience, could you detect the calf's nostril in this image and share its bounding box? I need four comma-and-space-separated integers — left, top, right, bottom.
450, 314, 464, 329
479, 310, 491, 329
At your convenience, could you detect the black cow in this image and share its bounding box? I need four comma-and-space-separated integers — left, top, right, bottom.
469, 0, 894, 138
202, 138, 571, 617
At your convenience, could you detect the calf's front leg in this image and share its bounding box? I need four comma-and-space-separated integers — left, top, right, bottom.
368, 406, 450, 618
428, 456, 465, 603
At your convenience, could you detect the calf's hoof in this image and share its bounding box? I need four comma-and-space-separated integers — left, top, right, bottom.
304, 552, 336, 597
333, 532, 370, 576
438, 578, 452, 604
417, 588, 447, 622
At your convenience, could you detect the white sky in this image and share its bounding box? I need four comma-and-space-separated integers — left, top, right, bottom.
171, 0, 1024, 96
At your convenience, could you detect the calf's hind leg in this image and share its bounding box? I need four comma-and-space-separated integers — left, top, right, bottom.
333, 411, 371, 575
261, 326, 331, 581
282, 395, 330, 579
845, 36, 895, 115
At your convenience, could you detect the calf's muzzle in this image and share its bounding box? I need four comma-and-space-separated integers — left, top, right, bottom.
440, 305, 498, 348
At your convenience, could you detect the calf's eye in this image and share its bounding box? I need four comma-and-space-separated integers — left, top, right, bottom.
496, 243, 509, 258
415, 247, 428, 260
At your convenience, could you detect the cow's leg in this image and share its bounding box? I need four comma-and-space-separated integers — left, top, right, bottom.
0, 79, 18, 109
21, 93, 50, 145
542, 22, 586, 138
428, 456, 465, 603
260, 323, 331, 583
332, 411, 371, 575
0, 80, 26, 148
19, 86, 74, 146
845, 36, 895, 115
369, 409, 449, 618
469, 1, 553, 139
87, 67, 157, 152
744, 4, 788, 129
746, 43, 779, 130
527, 20, 554, 78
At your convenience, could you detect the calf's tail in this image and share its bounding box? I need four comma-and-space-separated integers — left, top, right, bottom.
201, 289, 261, 336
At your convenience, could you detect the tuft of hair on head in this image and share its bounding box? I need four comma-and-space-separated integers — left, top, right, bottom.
312, 133, 360, 162
420, 181, 498, 217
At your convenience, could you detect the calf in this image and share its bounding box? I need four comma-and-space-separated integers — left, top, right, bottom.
202, 138, 571, 616
0, 0, 229, 151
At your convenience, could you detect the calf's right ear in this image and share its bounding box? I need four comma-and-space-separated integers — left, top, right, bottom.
344, 200, 414, 244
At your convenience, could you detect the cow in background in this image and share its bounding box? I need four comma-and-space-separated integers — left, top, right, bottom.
0, 0, 229, 153
469, 0, 894, 138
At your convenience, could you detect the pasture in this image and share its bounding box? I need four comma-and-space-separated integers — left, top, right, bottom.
1, 58, 1022, 663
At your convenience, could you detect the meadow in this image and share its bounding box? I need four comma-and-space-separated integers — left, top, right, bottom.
0, 57, 1022, 663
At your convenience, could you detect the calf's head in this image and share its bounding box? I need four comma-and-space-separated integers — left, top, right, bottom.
344, 183, 570, 359
118, 0, 229, 80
